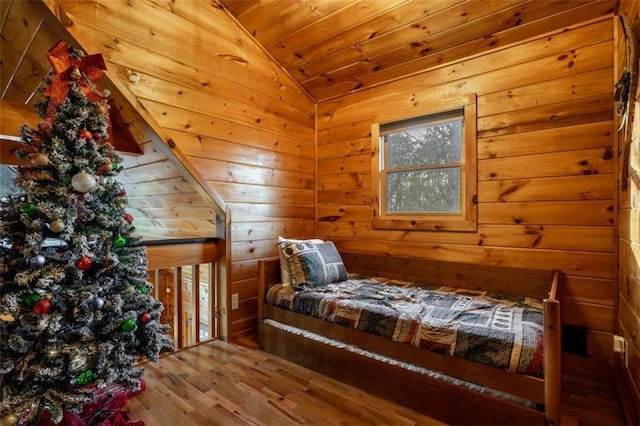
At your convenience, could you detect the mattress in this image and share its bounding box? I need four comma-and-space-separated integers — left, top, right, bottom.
266, 275, 544, 378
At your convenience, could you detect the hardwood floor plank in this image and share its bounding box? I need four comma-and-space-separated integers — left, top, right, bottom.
129, 340, 624, 425
127, 398, 166, 426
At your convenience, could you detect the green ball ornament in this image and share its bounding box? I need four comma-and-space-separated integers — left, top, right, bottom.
113, 234, 127, 248
121, 318, 137, 332
23, 293, 42, 307
74, 369, 93, 385
27, 254, 46, 267
139, 285, 150, 295
19, 203, 35, 214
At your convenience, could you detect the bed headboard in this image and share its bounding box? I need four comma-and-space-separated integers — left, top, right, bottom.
258, 252, 559, 305
340, 252, 557, 300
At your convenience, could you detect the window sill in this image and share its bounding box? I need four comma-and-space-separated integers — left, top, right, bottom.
372, 217, 477, 232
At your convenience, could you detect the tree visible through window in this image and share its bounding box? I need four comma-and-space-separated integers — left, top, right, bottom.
383, 110, 462, 214
371, 95, 477, 231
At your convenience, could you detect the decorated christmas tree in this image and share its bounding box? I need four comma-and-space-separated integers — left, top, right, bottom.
0, 41, 173, 425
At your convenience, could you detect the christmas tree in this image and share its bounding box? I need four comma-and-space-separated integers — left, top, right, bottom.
0, 41, 173, 425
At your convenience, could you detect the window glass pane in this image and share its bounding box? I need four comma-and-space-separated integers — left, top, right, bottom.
386, 118, 462, 169
0, 165, 19, 198
386, 168, 460, 213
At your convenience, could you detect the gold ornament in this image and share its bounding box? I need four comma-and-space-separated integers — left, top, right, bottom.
49, 219, 65, 233
30, 153, 50, 167
70, 67, 82, 80
1, 413, 18, 426
95, 104, 109, 115
31, 171, 53, 181
98, 161, 112, 174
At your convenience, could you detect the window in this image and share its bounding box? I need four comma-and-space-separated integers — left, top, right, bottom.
371, 95, 477, 231
0, 165, 19, 199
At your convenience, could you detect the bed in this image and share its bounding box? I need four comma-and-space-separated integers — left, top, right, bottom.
257, 248, 561, 425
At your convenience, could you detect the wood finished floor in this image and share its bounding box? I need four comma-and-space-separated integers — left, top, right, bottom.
128, 339, 625, 425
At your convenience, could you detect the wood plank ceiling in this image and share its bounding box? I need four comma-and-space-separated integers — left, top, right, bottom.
0, 0, 221, 240
0, 0, 142, 157
220, 0, 617, 101
1, 0, 618, 130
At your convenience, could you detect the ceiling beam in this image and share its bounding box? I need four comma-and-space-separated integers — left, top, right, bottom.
0, 100, 38, 165
0, 99, 142, 165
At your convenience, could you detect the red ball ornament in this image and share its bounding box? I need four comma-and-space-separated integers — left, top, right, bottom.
93, 132, 103, 140
78, 129, 93, 141
139, 312, 151, 323
76, 256, 92, 271
33, 299, 52, 314
124, 213, 134, 225
12, 242, 22, 251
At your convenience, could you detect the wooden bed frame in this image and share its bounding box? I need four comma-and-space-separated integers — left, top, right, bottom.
257, 252, 562, 426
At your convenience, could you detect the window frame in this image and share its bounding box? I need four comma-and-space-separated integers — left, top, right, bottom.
371, 94, 477, 232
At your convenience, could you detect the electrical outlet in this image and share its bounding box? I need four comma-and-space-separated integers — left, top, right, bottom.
613, 335, 629, 368
231, 293, 239, 310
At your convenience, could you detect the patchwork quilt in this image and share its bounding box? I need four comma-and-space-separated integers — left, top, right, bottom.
266, 276, 544, 378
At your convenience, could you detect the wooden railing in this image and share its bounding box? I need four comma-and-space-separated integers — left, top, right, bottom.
144, 238, 219, 350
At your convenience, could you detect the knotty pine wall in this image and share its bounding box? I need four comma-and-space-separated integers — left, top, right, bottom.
44, 1, 626, 357
43, 0, 316, 338
616, 0, 640, 422
317, 18, 615, 361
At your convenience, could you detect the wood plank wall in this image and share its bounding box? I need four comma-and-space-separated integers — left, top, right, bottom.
317, 18, 615, 362
616, 0, 640, 422
118, 141, 219, 240
41, 0, 316, 338
1, 0, 220, 241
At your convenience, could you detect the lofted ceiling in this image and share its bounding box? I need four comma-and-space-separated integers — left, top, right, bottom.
1, 1, 620, 114
0, 0, 143, 158
219, 0, 617, 101
0, 0, 222, 240
0, 0, 619, 238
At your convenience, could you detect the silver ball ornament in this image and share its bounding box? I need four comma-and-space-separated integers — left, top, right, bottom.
49, 219, 65, 233
70, 352, 87, 372
27, 254, 46, 267
71, 171, 98, 193
0, 359, 14, 373
92, 297, 105, 310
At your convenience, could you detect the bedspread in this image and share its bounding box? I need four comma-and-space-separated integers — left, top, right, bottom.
266, 276, 544, 378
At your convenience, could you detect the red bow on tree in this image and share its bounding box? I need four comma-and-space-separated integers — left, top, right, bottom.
44, 40, 107, 117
